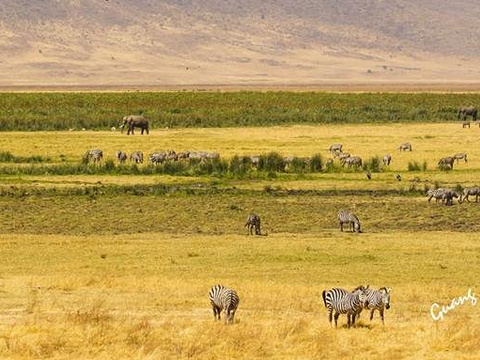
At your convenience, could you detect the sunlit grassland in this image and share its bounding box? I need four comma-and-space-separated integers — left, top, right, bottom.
0, 123, 480, 178
0, 122, 479, 358
0, 232, 478, 359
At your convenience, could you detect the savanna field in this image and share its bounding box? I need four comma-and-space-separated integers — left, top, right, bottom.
0, 92, 479, 359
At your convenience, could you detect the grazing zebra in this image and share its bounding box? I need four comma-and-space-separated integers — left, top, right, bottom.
337, 210, 362, 233
130, 151, 144, 164
322, 286, 369, 328
427, 188, 447, 203
245, 213, 261, 235
329, 143, 343, 154
166, 150, 178, 161
396, 174, 402, 181
383, 154, 392, 166
342, 156, 362, 168
462, 187, 480, 202
116, 150, 127, 163
398, 143, 412, 151
338, 152, 351, 161
438, 156, 454, 170
209, 284, 240, 324
83, 149, 103, 163
177, 151, 190, 160
453, 153, 467, 164
358, 287, 391, 325
458, 106, 477, 121
149, 152, 166, 164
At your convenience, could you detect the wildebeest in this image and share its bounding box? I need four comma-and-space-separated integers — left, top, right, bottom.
398, 143, 412, 151
438, 156, 455, 170
120, 115, 149, 135
453, 153, 467, 164
458, 106, 477, 121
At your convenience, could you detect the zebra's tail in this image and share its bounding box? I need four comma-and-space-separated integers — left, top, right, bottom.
322, 290, 327, 308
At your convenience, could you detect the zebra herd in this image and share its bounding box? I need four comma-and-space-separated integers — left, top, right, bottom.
210, 283, 392, 328
427, 187, 480, 205
83, 149, 220, 164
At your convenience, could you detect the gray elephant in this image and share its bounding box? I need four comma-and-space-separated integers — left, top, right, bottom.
458, 106, 477, 121
120, 115, 150, 135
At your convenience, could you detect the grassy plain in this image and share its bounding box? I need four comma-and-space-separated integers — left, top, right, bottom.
0, 123, 479, 359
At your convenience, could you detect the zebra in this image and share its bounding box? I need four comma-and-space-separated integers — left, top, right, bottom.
149, 152, 166, 164
338, 152, 351, 161
322, 285, 369, 328
209, 284, 240, 324
438, 156, 454, 170
453, 153, 467, 164
462, 187, 480, 202
130, 151, 144, 164
166, 150, 178, 161
337, 210, 362, 233
427, 188, 447, 203
83, 149, 103, 163
116, 150, 127, 163
342, 156, 362, 168
398, 143, 412, 151
359, 287, 391, 325
329, 143, 343, 154
383, 154, 392, 166
245, 213, 261, 235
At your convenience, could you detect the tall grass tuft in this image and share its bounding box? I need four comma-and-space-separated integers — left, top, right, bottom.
363, 156, 382, 172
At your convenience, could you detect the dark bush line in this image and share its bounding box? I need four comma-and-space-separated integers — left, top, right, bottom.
0, 183, 426, 198
0, 92, 476, 131
0, 151, 51, 163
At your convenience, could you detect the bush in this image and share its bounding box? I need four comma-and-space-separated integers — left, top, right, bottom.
259, 152, 285, 172
310, 154, 323, 172
408, 161, 422, 171
363, 156, 382, 172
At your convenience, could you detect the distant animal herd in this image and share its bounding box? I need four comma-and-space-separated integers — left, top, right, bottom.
88, 110, 478, 328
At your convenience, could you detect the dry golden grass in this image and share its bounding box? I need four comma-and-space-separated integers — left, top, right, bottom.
0, 232, 478, 359
0, 124, 479, 358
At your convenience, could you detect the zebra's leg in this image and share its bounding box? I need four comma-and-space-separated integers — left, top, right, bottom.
380, 308, 385, 325
370, 309, 374, 321
328, 309, 333, 325
212, 305, 220, 320
340, 222, 343, 232
333, 312, 340, 327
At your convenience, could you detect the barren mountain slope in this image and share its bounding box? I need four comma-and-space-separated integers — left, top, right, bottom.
1, 0, 480, 86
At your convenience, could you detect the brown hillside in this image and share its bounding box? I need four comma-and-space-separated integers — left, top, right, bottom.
1, 0, 480, 87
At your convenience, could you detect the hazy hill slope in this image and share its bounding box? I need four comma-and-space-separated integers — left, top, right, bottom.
1, 0, 480, 86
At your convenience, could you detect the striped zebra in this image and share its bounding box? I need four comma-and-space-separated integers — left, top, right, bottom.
438, 156, 454, 170
116, 150, 127, 163
453, 153, 467, 164
245, 213, 261, 235
342, 156, 362, 168
383, 154, 392, 166
359, 287, 391, 325
83, 149, 103, 163
149, 152, 166, 164
443, 189, 461, 206
337, 210, 362, 233
209, 284, 240, 324
427, 188, 447, 203
462, 187, 480, 202
398, 143, 412, 151
322, 285, 369, 328
130, 151, 144, 164
329, 143, 343, 154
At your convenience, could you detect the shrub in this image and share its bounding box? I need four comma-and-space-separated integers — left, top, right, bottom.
363, 156, 382, 172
